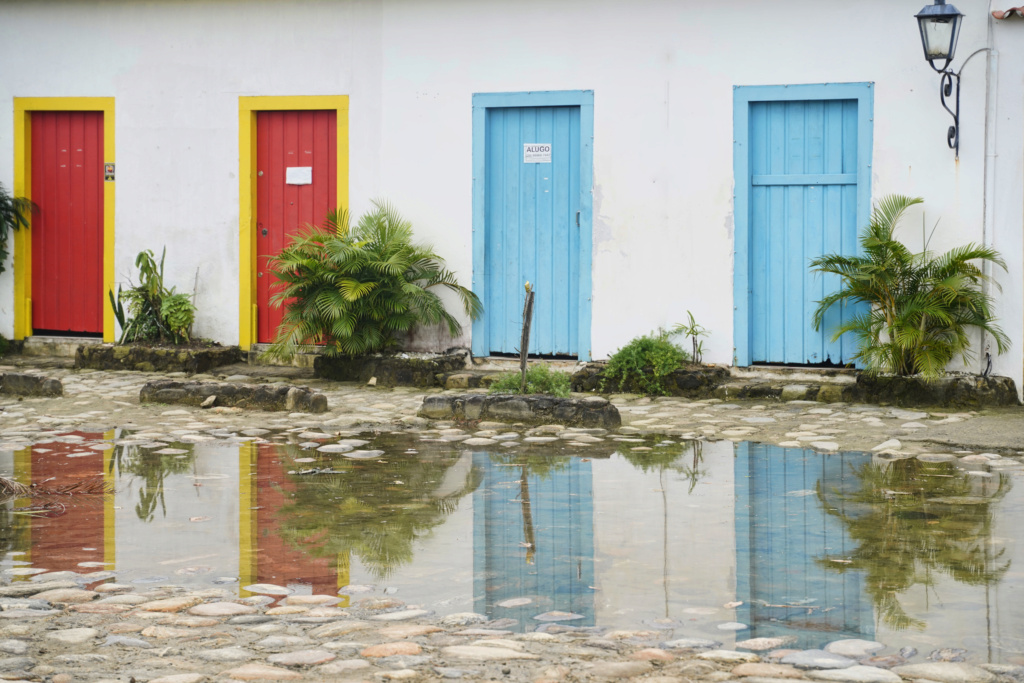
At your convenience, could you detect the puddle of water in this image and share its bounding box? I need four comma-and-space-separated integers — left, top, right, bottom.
1, 428, 1023, 663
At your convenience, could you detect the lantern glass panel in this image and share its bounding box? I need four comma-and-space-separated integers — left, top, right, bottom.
919, 17, 956, 59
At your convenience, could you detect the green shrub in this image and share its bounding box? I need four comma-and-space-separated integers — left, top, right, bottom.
811, 194, 1009, 377
266, 200, 482, 360
601, 329, 689, 396
111, 248, 196, 345
489, 364, 571, 398
161, 292, 197, 342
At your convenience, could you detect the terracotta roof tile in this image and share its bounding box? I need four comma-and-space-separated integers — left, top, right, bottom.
992, 6, 1024, 18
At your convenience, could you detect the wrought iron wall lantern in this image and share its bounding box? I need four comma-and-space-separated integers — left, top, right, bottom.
915, 0, 988, 158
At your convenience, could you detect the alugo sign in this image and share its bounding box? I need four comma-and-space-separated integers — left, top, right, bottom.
523, 143, 552, 163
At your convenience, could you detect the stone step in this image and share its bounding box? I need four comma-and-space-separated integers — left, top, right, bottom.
441, 360, 582, 390
713, 380, 850, 403
469, 357, 582, 373
728, 364, 857, 384
22, 336, 102, 358
439, 370, 505, 390
247, 344, 321, 369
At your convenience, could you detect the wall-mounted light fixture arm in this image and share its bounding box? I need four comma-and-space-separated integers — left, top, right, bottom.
936, 48, 990, 158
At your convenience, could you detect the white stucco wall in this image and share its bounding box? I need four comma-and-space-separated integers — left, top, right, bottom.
1, 0, 1020, 388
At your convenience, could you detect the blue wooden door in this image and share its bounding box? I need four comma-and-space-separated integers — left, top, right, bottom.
749, 100, 864, 365
484, 106, 580, 356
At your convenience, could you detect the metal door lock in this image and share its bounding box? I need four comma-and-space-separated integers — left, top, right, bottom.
262, 228, 268, 236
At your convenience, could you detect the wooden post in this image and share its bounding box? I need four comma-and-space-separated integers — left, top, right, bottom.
520, 282, 534, 394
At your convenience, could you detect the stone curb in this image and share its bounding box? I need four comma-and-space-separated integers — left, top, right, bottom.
572, 363, 1019, 408
139, 380, 327, 413
315, 352, 468, 387
76, 343, 242, 374
419, 393, 621, 428
0, 372, 63, 397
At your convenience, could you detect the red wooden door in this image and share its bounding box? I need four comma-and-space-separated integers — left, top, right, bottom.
31, 111, 104, 334
256, 110, 337, 343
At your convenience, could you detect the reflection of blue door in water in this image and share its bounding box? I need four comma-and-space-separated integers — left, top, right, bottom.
472, 453, 595, 627
734, 443, 874, 646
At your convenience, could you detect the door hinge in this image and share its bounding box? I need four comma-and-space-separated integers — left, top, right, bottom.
576, 211, 580, 227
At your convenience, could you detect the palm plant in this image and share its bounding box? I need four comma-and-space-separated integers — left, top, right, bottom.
818, 459, 1010, 630
266, 200, 483, 359
0, 182, 34, 276
811, 194, 1009, 377
274, 445, 480, 579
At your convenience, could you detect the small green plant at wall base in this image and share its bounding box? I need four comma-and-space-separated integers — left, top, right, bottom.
601, 329, 689, 396
161, 293, 197, 340
489, 364, 571, 398
0, 182, 33, 276
811, 194, 1009, 378
266, 200, 483, 360
671, 310, 708, 364
112, 248, 196, 345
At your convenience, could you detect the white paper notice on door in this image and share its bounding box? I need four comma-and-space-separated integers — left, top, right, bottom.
286, 166, 313, 185
523, 143, 552, 163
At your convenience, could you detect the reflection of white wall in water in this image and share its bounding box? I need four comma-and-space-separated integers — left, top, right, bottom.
876, 470, 1024, 662
990, 471, 1024, 662
343, 451, 475, 612
0, 449, 17, 565
591, 441, 737, 637
114, 443, 240, 584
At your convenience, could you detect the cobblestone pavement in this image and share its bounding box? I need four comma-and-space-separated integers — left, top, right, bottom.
2, 362, 1022, 457
1, 361, 1022, 682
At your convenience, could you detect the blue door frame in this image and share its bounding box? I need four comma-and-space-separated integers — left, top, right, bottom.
472, 90, 594, 360
733, 83, 874, 367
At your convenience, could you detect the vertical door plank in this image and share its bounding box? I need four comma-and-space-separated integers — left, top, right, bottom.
502, 108, 522, 352
802, 102, 825, 363
533, 107, 554, 355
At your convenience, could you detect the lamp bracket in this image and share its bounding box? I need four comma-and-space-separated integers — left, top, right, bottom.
932, 48, 990, 159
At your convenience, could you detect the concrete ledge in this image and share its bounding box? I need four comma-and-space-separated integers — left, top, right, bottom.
0, 372, 63, 397
419, 394, 621, 428
315, 352, 467, 387
140, 380, 327, 413
571, 363, 730, 397
76, 344, 242, 374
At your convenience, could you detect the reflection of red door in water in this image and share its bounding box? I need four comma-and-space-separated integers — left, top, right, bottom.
22, 434, 107, 572
254, 443, 341, 595
31, 112, 104, 334
255, 111, 337, 343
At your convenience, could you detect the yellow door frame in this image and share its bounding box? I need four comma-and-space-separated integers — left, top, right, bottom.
13, 97, 116, 342
238, 96, 349, 350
